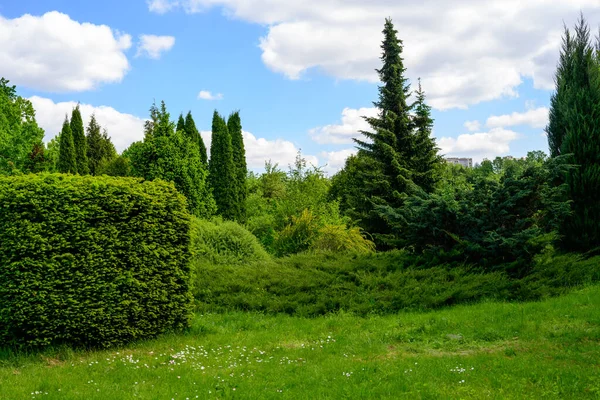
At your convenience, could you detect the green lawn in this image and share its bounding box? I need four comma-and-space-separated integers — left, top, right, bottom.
2, 286, 600, 399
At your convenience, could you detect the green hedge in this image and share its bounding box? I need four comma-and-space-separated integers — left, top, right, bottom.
0, 174, 193, 349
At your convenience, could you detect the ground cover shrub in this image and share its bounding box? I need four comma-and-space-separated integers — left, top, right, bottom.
190, 217, 270, 265
0, 173, 193, 349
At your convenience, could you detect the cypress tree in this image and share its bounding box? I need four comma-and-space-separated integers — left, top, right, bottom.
176, 113, 186, 133
227, 111, 247, 222
209, 110, 237, 220
411, 78, 442, 193
547, 15, 600, 251
70, 105, 89, 174
57, 116, 77, 174
184, 111, 208, 165
86, 115, 116, 175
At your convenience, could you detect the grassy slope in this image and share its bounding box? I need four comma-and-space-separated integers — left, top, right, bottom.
2, 285, 600, 399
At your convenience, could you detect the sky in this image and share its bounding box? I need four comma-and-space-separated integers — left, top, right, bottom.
1, 1, 600, 174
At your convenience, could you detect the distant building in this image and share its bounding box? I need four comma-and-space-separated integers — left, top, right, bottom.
445, 157, 473, 168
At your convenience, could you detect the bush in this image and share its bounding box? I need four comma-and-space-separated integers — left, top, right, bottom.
190, 217, 270, 265
0, 173, 193, 349
311, 225, 375, 254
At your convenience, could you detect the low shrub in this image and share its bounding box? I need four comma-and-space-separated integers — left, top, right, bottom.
0, 173, 193, 349
190, 217, 270, 265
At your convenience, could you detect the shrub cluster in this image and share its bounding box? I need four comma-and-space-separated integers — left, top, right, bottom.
0, 174, 193, 349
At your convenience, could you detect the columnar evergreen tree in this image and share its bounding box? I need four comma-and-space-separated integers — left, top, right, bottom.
176, 113, 186, 133
228, 111, 248, 222
209, 111, 237, 220
546, 15, 600, 251
184, 112, 208, 165
411, 79, 442, 193
57, 116, 77, 174
86, 115, 117, 175
70, 105, 89, 174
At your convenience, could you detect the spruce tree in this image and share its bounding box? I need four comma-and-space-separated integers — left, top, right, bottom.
411, 79, 442, 193
70, 105, 89, 174
227, 111, 247, 222
350, 18, 417, 246
57, 116, 77, 174
546, 16, 600, 251
209, 111, 237, 220
184, 112, 208, 165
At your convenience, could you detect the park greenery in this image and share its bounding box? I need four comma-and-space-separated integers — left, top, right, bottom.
1, 15, 600, 399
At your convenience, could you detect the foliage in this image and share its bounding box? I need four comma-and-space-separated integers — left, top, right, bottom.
311, 224, 375, 254
228, 111, 248, 222
86, 115, 117, 175
0, 173, 193, 349
545, 16, 600, 252
126, 101, 215, 218
70, 105, 89, 175
190, 217, 270, 266
184, 112, 208, 165
57, 116, 76, 174
209, 111, 237, 220
273, 209, 321, 257
0, 78, 45, 174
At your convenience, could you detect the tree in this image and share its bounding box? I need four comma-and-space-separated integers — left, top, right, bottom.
86, 115, 117, 175
228, 111, 248, 222
184, 112, 208, 165
127, 101, 215, 218
546, 15, 600, 251
411, 78, 442, 193
209, 111, 237, 219
176, 113, 186, 134
70, 105, 89, 174
57, 116, 77, 174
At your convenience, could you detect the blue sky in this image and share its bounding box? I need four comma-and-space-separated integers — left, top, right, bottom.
1, 0, 600, 173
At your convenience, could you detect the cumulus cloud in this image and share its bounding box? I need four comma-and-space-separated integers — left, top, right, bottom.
200, 131, 318, 171
148, 0, 600, 109
197, 90, 224, 100
486, 107, 549, 129
29, 96, 145, 152
147, 0, 179, 14
309, 107, 378, 144
464, 120, 481, 132
320, 148, 357, 175
437, 128, 520, 162
0, 11, 131, 92
136, 34, 175, 59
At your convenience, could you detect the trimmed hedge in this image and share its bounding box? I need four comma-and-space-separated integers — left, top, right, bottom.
0, 174, 193, 349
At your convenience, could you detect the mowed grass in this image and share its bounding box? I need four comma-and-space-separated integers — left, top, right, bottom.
2, 286, 600, 399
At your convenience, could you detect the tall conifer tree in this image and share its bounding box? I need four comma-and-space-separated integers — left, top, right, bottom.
57, 116, 76, 174
70, 105, 89, 174
184, 112, 208, 165
176, 113, 186, 133
227, 111, 247, 222
209, 111, 237, 220
86, 115, 117, 175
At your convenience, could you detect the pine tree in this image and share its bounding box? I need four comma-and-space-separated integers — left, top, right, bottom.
70, 105, 89, 174
184, 112, 208, 165
227, 111, 247, 222
546, 16, 600, 251
57, 116, 77, 174
86, 115, 117, 175
209, 110, 237, 220
411, 78, 442, 193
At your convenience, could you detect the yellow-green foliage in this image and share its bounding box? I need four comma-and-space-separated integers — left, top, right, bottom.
312, 224, 375, 254
190, 217, 269, 265
0, 173, 193, 349
274, 209, 320, 256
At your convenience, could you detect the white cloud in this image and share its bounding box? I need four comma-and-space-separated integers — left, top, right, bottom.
147, 0, 179, 14
148, 0, 600, 109
464, 120, 481, 132
29, 96, 145, 152
320, 148, 357, 175
197, 90, 224, 100
0, 11, 131, 92
437, 128, 520, 162
486, 107, 549, 129
136, 35, 175, 59
309, 107, 378, 144
200, 130, 318, 170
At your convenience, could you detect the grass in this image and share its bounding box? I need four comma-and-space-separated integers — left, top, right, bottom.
2, 285, 600, 399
